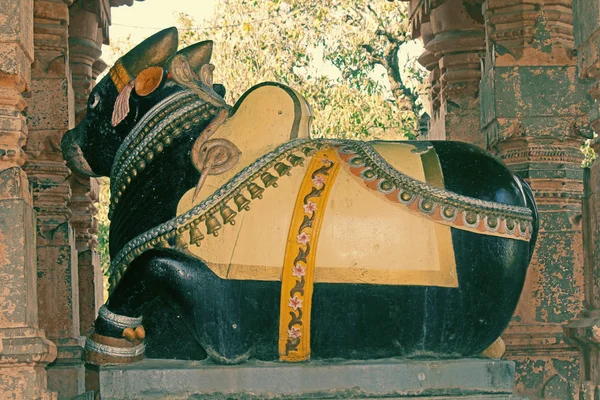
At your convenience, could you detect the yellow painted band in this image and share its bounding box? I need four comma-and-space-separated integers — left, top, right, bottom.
109, 60, 132, 93
278, 148, 341, 362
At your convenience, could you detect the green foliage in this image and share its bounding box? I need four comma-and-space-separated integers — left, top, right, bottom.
581, 134, 598, 168
176, 0, 426, 140
97, 178, 111, 276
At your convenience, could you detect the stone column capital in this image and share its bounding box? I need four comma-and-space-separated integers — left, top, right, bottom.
483, 0, 575, 66
411, 0, 485, 143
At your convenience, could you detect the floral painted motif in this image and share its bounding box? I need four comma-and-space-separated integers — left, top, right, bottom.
288, 295, 303, 311
296, 232, 310, 245
312, 175, 325, 189
288, 327, 302, 339
303, 201, 318, 215
292, 263, 306, 278
279, 148, 341, 362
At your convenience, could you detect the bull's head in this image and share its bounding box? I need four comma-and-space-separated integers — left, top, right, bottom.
61, 27, 225, 177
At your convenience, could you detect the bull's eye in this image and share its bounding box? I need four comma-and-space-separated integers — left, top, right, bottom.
89, 93, 100, 109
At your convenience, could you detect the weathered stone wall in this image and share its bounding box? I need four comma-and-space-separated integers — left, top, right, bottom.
0, 0, 114, 398
563, 0, 600, 398
406, 0, 594, 398
483, 1, 592, 399
24, 0, 86, 397
0, 0, 57, 398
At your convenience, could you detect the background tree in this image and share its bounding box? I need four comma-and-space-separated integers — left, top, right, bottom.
177, 0, 426, 139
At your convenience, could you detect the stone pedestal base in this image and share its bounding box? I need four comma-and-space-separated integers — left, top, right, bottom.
46, 338, 85, 399
99, 358, 526, 399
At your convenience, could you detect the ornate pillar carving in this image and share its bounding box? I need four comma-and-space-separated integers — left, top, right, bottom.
23, 0, 87, 397
0, 0, 57, 398
71, 174, 101, 338
563, 0, 600, 398
481, 0, 593, 398
411, 0, 486, 146
68, 0, 108, 344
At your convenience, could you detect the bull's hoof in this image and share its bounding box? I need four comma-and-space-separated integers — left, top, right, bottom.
85, 332, 145, 366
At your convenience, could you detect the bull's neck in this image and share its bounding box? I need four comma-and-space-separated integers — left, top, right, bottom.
108, 128, 202, 258
109, 90, 215, 219
108, 93, 217, 258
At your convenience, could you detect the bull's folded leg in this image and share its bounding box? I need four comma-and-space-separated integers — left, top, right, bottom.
85, 249, 191, 365
85, 306, 146, 365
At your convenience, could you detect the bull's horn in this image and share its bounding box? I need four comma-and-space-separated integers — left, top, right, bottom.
110, 27, 179, 93
174, 40, 213, 73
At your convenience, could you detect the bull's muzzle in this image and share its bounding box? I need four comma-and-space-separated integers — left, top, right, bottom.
61, 128, 101, 177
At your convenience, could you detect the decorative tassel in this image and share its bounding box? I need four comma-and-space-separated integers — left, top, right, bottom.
112, 80, 135, 127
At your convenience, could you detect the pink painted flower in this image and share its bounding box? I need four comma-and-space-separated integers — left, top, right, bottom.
312, 175, 325, 188
288, 295, 303, 311
296, 231, 310, 245
321, 158, 332, 166
288, 326, 302, 339
292, 263, 306, 278
303, 201, 317, 215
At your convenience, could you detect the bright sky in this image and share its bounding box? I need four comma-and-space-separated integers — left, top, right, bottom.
105, 1, 218, 64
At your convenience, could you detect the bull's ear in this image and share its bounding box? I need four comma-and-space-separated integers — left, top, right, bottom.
164, 40, 227, 108
134, 66, 165, 97
173, 40, 213, 74
111, 27, 178, 92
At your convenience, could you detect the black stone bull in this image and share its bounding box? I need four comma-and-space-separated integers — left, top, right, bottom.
61, 28, 538, 365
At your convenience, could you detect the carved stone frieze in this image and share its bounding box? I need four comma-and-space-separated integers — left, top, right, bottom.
483, 0, 575, 67
0, 0, 33, 172
411, 0, 486, 144
494, 135, 585, 205
404, 0, 458, 38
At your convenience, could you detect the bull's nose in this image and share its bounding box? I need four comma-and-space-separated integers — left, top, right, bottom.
61, 128, 101, 177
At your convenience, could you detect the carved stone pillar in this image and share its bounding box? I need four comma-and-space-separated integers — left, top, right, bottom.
482, 0, 593, 398
23, 0, 87, 397
0, 0, 57, 398
71, 174, 101, 337
562, 0, 600, 398
69, 1, 104, 120
68, 2, 109, 396
68, 1, 107, 343
412, 0, 486, 146
417, 22, 442, 132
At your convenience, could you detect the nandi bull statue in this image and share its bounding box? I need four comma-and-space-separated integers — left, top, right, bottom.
62, 28, 538, 365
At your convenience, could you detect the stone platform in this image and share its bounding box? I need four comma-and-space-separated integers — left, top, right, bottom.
99, 358, 525, 399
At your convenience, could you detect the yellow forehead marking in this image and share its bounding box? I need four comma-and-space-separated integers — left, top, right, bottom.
109, 60, 132, 93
